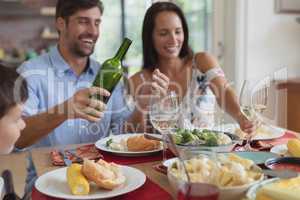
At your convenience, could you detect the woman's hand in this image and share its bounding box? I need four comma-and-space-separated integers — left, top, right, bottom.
151, 69, 169, 95
237, 113, 260, 134
132, 69, 170, 114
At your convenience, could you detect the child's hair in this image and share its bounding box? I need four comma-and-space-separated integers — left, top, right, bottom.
0, 64, 28, 118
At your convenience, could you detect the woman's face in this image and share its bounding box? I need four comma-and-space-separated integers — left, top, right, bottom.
152, 11, 184, 60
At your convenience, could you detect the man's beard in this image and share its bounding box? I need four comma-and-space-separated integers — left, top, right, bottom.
71, 42, 95, 57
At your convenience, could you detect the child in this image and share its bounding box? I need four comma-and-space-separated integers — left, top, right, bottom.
0, 64, 28, 154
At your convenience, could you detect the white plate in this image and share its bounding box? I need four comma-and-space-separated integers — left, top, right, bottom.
95, 134, 162, 157
163, 157, 178, 168
213, 123, 285, 141
35, 165, 146, 200
270, 144, 290, 156
245, 178, 279, 200
0, 177, 4, 199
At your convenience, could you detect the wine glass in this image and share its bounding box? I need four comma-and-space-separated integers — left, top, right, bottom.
170, 148, 220, 200
239, 80, 258, 151
177, 182, 220, 200
149, 91, 179, 161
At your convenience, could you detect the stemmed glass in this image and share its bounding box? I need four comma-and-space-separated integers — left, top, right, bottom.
239, 80, 268, 151
166, 134, 220, 200
149, 91, 179, 161
239, 80, 255, 151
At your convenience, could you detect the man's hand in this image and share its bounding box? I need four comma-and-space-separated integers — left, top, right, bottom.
64, 87, 110, 122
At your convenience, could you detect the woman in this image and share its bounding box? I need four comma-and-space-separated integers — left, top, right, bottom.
110, 2, 254, 134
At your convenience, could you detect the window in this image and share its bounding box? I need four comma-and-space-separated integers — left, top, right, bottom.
93, 0, 213, 75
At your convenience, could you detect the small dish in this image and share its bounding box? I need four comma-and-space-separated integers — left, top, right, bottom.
270, 144, 291, 156
265, 157, 300, 173
223, 151, 279, 165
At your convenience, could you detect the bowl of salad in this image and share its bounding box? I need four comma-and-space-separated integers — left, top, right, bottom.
168, 128, 241, 155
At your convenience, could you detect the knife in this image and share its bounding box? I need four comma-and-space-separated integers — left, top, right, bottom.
144, 133, 163, 141
2, 170, 19, 200
59, 150, 72, 166
251, 165, 298, 179
261, 169, 298, 179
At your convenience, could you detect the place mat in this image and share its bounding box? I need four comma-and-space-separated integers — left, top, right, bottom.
234, 131, 298, 152
31, 177, 173, 200
50, 144, 174, 166
153, 163, 168, 175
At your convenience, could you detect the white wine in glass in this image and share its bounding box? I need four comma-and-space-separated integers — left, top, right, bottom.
149, 91, 179, 161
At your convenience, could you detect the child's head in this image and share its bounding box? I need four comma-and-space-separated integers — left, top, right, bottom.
0, 64, 28, 154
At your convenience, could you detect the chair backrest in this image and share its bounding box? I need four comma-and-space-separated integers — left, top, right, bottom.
240, 78, 278, 125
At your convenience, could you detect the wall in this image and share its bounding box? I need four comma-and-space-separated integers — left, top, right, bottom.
246, 0, 300, 80
221, 0, 300, 127
0, 0, 57, 67
245, 0, 300, 128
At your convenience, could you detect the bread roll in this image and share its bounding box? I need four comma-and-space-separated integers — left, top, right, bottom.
82, 159, 125, 190
127, 135, 160, 151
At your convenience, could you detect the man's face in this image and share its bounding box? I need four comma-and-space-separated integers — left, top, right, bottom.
58, 7, 102, 57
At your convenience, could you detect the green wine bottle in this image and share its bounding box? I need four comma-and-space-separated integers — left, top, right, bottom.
93, 37, 132, 103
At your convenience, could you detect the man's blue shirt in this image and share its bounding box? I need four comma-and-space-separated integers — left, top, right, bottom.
18, 46, 112, 148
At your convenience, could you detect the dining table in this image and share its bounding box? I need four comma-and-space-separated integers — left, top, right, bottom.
1, 126, 299, 200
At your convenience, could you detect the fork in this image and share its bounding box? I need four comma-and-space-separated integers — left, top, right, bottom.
65, 149, 83, 163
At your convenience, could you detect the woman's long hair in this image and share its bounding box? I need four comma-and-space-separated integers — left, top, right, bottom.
142, 2, 192, 70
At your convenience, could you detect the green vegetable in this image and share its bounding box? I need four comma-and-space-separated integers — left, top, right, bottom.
174, 128, 219, 146
182, 131, 197, 143
106, 138, 113, 147
172, 134, 183, 144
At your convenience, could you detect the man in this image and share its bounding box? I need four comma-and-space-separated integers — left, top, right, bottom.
17, 0, 112, 191
17, 0, 109, 149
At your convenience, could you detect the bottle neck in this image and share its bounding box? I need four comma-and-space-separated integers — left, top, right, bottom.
114, 38, 132, 61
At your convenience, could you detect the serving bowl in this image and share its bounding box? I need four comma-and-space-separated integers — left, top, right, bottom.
167, 129, 241, 156
167, 157, 263, 200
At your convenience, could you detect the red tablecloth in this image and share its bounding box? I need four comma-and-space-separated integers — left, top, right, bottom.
263, 131, 297, 146
32, 177, 173, 200
101, 149, 174, 165
51, 144, 175, 166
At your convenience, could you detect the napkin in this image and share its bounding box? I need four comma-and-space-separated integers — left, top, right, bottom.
234, 131, 298, 152
234, 140, 273, 152
50, 144, 103, 166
